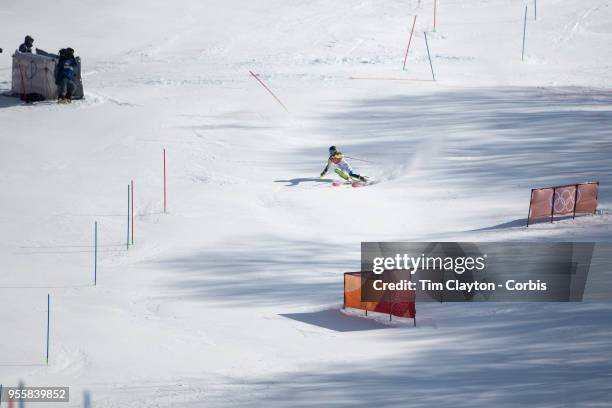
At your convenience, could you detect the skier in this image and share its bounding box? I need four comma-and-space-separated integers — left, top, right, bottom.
320, 146, 368, 182
56, 48, 77, 103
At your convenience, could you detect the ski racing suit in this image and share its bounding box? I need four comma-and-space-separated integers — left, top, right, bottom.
320, 153, 366, 182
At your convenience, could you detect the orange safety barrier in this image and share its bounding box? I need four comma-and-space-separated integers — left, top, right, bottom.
343, 272, 416, 324
527, 182, 599, 226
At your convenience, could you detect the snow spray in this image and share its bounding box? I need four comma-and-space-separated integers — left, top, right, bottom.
248, 71, 289, 113
402, 15, 418, 70
424, 32, 436, 81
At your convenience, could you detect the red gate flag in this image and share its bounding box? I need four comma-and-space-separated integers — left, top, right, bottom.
344, 272, 416, 319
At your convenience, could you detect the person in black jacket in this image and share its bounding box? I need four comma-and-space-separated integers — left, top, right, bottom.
56, 48, 77, 103
19, 36, 34, 53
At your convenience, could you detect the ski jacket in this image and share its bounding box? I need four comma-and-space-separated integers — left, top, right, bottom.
19, 43, 33, 53
321, 153, 353, 176
56, 57, 77, 82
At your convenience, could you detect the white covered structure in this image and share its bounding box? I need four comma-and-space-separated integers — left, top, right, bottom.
11, 51, 84, 100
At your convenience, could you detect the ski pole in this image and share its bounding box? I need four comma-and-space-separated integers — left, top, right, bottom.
344, 155, 377, 164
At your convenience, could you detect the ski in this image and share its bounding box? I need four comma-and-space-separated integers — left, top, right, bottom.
330, 178, 375, 187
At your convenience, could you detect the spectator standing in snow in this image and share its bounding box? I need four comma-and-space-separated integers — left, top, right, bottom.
56, 47, 77, 103
18, 35, 34, 53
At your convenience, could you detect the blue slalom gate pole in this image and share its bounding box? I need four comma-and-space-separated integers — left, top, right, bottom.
83, 391, 91, 408
18, 381, 24, 408
131, 180, 134, 245
127, 184, 130, 250
94, 221, 98, 286
424, 31, 436, 81
46, 294, 50, 365
522, 5, 528, 60
534, 0, 537, 20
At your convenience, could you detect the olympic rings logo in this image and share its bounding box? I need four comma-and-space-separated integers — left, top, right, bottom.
553, 188, 578, 213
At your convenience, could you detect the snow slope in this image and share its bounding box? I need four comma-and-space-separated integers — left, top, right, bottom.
1, 0, 611, 406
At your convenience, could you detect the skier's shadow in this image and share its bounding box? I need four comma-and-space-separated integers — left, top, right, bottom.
274, 177, 333, 186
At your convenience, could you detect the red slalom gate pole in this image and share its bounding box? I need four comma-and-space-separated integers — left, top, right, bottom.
402, 15, 418, 70
18, 64, 27, 101
127, 184, 130, 250
163, 148, 167, 213
433, 0, 437, 32
131, 180, 134, 245
248, 71, 290, 113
